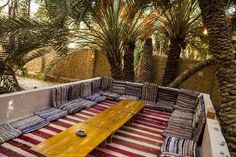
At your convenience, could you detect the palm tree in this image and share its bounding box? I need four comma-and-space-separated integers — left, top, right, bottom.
121, 0, 153, 82
156, 0, 201, 86
0, 16, 71, 93
137, 38, 153, 83
76, 0, 124, 80
169, 58, 215, 88
198, 0, 236, 153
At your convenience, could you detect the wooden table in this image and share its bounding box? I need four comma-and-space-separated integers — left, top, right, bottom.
32, 99, 145, 157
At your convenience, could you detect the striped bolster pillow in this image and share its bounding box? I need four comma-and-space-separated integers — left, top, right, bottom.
0, 123, 22, 144
51, 86, 69, 108
141, 82, 158, 102
112, 80, 126, 95
125, 82, 143, 98
92, 79, 101, 93
100, 77, 113, 91
80, 81, 92, 97
34, 108, 68, 122
161, 136, 196, 157
10, 115, 49, 133
68, 83, 82, 101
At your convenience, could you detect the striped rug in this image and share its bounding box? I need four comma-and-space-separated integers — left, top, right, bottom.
0, 100, 170, 157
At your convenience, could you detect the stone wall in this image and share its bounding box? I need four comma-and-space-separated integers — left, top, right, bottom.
26, 50, 220, 110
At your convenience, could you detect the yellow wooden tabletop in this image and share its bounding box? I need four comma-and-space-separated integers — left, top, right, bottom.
111, 99, 145, 114
32, 99, 145, 157
32, 123, 111, 157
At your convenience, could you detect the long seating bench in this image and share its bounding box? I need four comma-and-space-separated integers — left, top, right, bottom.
0, 77, 229, 157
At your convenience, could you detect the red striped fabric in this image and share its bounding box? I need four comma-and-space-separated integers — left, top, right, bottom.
0, 100, 170, 157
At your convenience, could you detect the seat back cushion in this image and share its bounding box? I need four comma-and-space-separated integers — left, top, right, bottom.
51, 86, 69, 108
80, 81, 92, 98
92, 79, 101, 93
125, 82, 143, 98
100, 77, 113, 91
157, 86, 178, 104
112, 80, 126, 95
141, 82, 158, 102
175, 91, 199, 113
68, 83, 82, 101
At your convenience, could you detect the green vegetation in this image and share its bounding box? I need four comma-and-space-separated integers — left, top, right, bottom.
1, 0, 236, 153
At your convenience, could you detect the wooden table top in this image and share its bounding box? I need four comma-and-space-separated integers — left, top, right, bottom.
32, 99, 145, 157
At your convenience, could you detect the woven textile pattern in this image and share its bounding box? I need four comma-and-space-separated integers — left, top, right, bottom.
0, 123, 22, 144
118, 95, 139, 101
175, 91, 199, 113
125, 82, 143, 98
68, 83, 81, 101
161, 136, 195, 157
80, 81, 92, 98
51, 86, 69, 108
86, 93, 106, 103
112, 80, 126, 95
0, 100, 171, 157
142, 82, 158, 102
100, 77, 113, 91
59, 98, 86, 114
10, 115, 49, 133
155, 100, 175, 112
92, 79, 101, 93
157, 87, 178, 103
100, 91, 120, 100
34, 108, 68, 122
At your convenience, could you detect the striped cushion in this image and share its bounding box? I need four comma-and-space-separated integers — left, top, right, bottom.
193, 97, 206, 144
10, 115, 49, 133
59, 98, 86, 114
112, 80, 126, 95
34, 108, 68, 122
141, 100, 156, 108
68, 83, 82, 101
141, 82, 158, 102
161, 136, 196, 157
80, 81, 92, 98
155, 100, 175, 112
125, 82, 143, 98
100, 91, 120, 101
51, 86, 69, 108
175, 91, 199, 113
0, 123, 22, 144
118, 95, 139, 101
100, 77, 113, 91
157, 86, 178, 103
163, 110, 193, 139
86, 93, 106, 103
92, 79, 101, 93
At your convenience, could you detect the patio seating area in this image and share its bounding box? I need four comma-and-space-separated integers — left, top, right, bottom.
0, 77, 230, 157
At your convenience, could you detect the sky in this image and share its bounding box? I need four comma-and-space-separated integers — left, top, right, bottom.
0, 0, 39, 16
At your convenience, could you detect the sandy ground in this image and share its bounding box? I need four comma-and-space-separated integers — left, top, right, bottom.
17, 77, 59, 90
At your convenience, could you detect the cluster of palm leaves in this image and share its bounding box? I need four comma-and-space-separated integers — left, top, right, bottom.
0, 0, 229, 94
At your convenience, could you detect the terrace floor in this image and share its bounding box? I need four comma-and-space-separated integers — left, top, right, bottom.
0, 100, 170, 157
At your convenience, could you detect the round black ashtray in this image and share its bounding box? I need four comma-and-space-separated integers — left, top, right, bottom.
76, 130, 87, 138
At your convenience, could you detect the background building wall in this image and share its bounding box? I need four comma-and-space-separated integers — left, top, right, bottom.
26, 50, 220, 111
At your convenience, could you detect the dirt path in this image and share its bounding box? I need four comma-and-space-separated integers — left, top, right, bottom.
17, 77, 59, 90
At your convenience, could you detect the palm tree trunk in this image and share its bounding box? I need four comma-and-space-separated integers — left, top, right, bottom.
138, 38, 153, 83
161, 38, 182, 86
169, 58, 215, 88
124, 41, 135, 82
107, 56, 123, 80
198, 0, 236, 152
